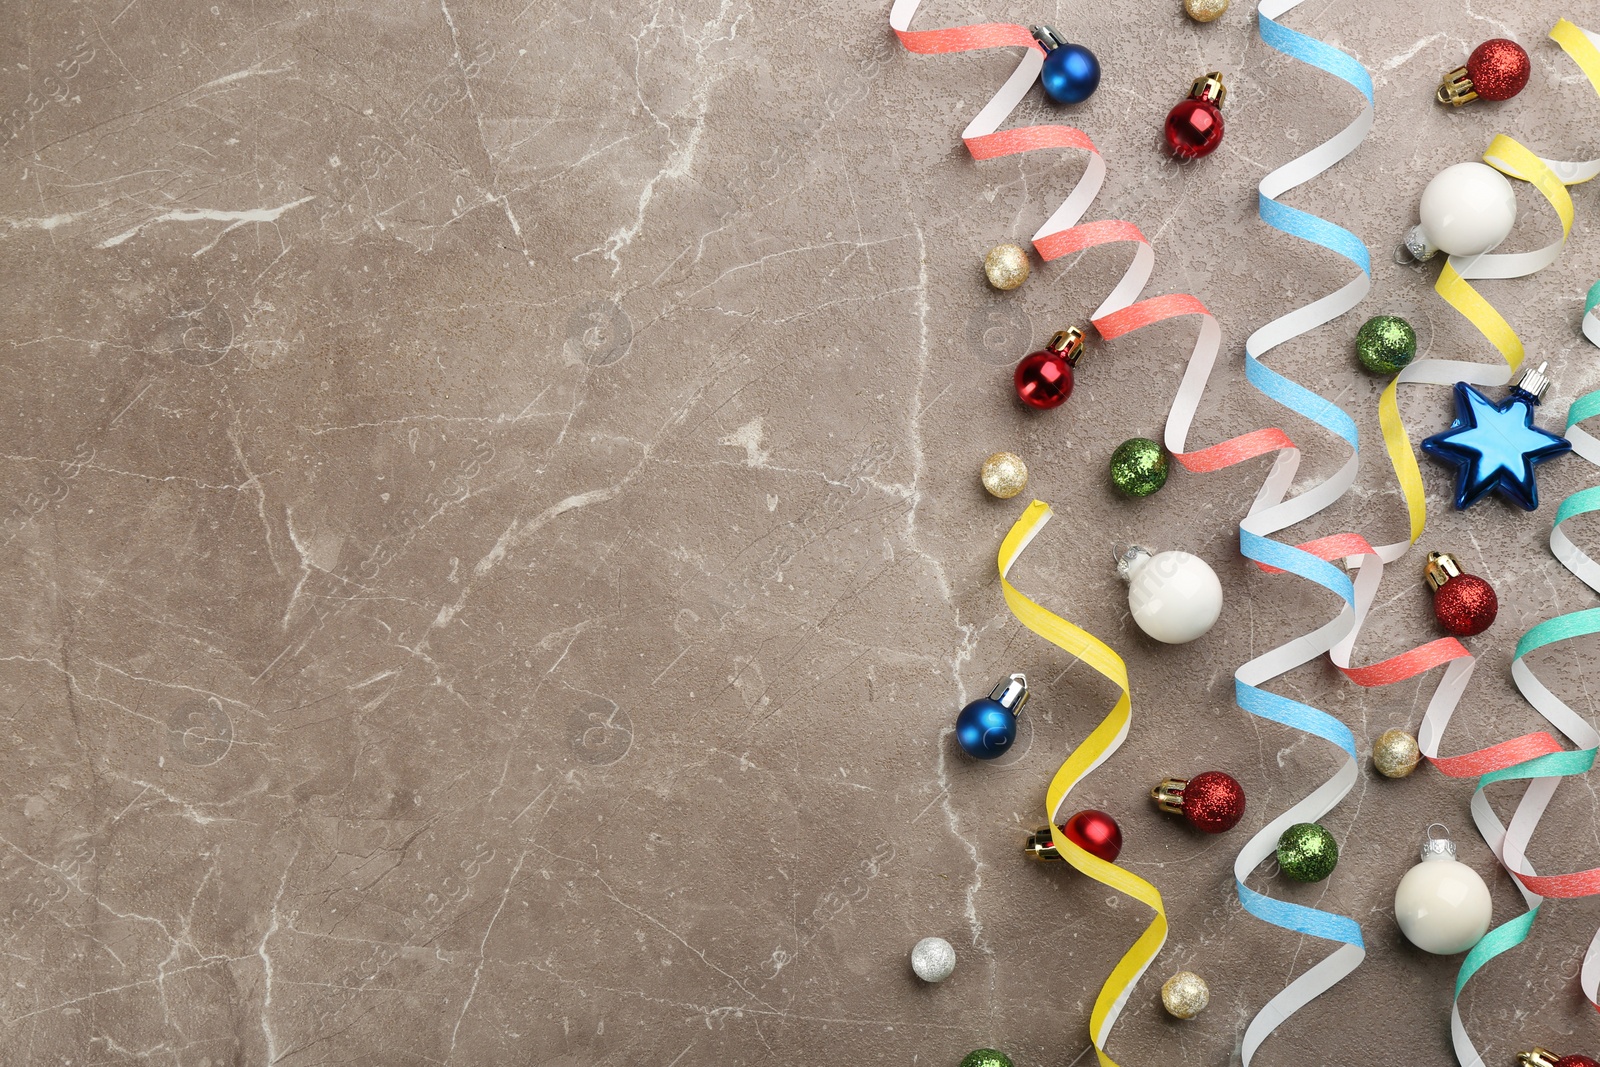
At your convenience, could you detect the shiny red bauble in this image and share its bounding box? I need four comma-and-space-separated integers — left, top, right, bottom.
1433, 573, 1498, 636
1063, 809, 1123, 863
1555, 1057, 1600, 1067
1165, 98, 1224, 159
1466, 38, 1530, 101
1182, 771, 1246, 833
1014, 348, 1074, 409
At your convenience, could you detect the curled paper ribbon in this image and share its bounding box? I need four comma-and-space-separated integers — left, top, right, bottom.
999, 502, 1166, 1067
1379, 18, 1600, 546
1223, 2, 1375, 1061
889, 0, 1296, 476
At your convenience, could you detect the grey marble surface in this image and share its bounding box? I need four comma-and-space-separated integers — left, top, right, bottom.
5, 0, 1600, 1063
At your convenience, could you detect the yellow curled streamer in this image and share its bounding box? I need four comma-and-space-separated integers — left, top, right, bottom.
1380, 39, 1596, 543
999, 501, 1167, 1067
1377, 17, 1600, 542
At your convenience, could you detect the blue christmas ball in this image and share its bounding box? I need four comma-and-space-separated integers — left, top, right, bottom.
955, 697, 1016, 759
1040, 43, 1100, 105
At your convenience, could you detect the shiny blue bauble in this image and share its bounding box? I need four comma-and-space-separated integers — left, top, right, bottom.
955, 698, 1017, 759
1040, 43, 1100, 105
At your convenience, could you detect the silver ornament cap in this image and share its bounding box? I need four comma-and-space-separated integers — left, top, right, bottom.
910, 936, 956, 982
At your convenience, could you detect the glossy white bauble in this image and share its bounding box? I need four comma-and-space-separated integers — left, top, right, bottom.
1126, 550, 1223, 645
1394, 855, 1492, 954
1418, 162, 1517, 258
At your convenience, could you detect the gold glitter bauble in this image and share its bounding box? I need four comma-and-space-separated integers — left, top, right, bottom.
1373, 729, 1421, 778
1161, 971, 1210, 1019
981, 452, 1028, 499
1184, 0, 1228, 21
984, 244, 1030, 291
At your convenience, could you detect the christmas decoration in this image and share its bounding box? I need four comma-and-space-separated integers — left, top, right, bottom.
1420, 363, 1571, 511
1224, 2, 1376, 1060
1118, 546, 1222, 644
1000, 503, 1167, 1066
1032, 26, 1099, 105
1438, 39, 1531, 106
980, 452, 1028, 499
1183, 0, 1228, 22
1394, 825, 1491, 954
1276, 823, 1338, 883
954, 674, 1028, 759
1160, 971, 1210, 1018
1152, 771, 1245, 832
984, 243, 1029, 290
1063, 809, 1123, 862
1109, 438, 1169, 497
959, 1051, 1013, 1067
1014, 328, 1084, 409
1372, 729, 1421, 779
1521, 1049, 1600, 1067
1164, 73, 1226, 159
1354, 315, 1416, 376
1402, 161, 1517, 262
1026, 811, 1123, 863
1424, 551, 1498, 636
909, 936, 957, 982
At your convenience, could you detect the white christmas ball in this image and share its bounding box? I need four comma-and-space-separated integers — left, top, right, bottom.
909, 936, 956, 982
1419, 162, 1517, 258
1394, 855, 1492, 954
1125, 550, 1223, 644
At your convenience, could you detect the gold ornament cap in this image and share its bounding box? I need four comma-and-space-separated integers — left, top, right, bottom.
984, 243, 1030, 291
1024, 825, 1065, 862
1189, 72, 1226, 107
1438, 65, 1477, 106
1183, 0, 1228, 22
1046, 326, 1085, 366
1424, 551, 1462, 592
1519, 1050, 1559, 1067
1151, 776, 1189, 814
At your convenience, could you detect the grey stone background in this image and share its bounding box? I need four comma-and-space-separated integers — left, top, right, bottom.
4, 0, 1600, 1063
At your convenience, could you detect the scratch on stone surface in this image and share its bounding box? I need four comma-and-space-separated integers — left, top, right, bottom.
257, 847, 299, 1065
97, 195, 315, 251
446, 850, 526, 1061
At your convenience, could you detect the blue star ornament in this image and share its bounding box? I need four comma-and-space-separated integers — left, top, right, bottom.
1421, 380, 1571, 511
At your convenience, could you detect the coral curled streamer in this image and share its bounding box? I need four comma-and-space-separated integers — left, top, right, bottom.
999, 502, 1165, 1067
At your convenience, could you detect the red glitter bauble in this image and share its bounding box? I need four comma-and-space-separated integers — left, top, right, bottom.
1466, 39, 1530, 102
1014, 349, 1074, 409
1555, 1056, 1600, 1067
1063, 809, 1123, 863
1183, 770, 1246, 833
1433, 574, 1498, 636
1164, 98, 1224, 159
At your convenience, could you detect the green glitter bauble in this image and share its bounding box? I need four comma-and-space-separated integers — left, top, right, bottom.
1110, 438, 1170, 498
1355, 315, 1417, 375
1276, 822, 1339, 883
960, 1052, 1014, 1067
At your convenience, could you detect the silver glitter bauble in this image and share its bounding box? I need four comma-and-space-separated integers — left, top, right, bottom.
910, 936, 956, 982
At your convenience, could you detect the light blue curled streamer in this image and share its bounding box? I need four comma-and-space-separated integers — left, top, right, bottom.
1229, 1, 1376, 1062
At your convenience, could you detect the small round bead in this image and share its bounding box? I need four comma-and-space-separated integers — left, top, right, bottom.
1277, 822, 1339, 882
1110, 438, 1169, 497
1183, 0, 1228, 21
909, 936, 956, 982
1373, 729, 1421, 778
981, 452, 1028, 499
1161, 971, 1210, 1018
959, 1051, 1014, 1067
1355, 315, 1417, 375
984, 244, 1030, 291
